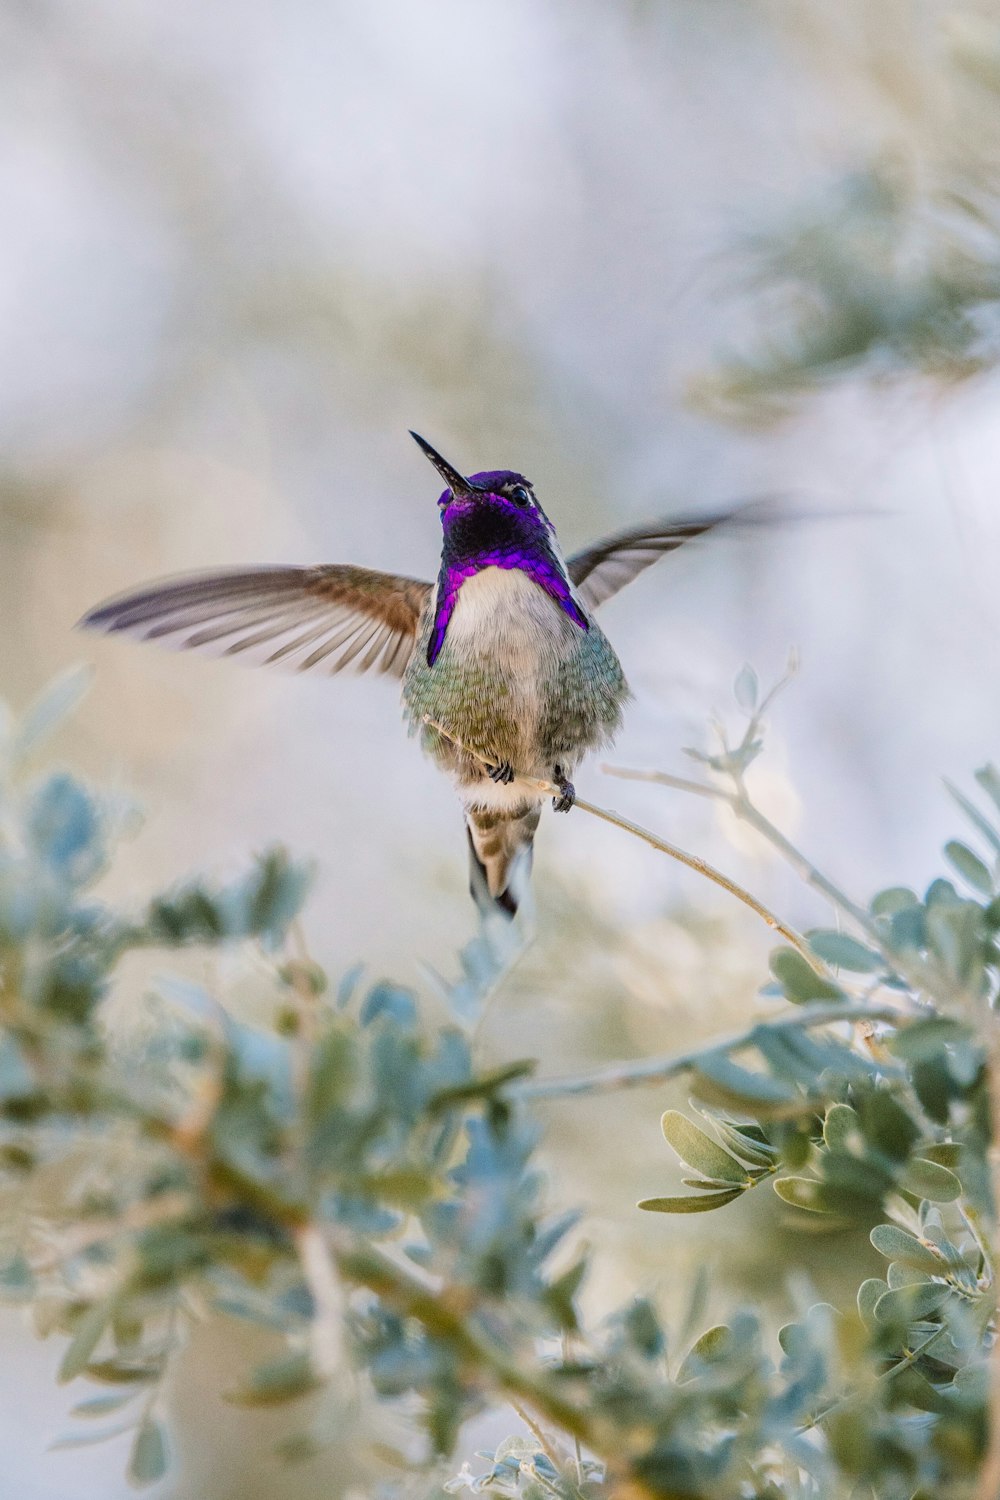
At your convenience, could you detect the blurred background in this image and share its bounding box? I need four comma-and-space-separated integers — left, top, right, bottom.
5, 0, 1000, 1493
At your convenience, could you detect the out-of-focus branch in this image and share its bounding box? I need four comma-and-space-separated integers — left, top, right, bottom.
516, 998, 906, 1101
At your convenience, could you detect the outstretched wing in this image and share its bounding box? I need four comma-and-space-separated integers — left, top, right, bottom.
79, 565, 433, 679
567, 512, 741, 611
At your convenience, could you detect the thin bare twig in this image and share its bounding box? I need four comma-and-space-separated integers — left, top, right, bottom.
602, 764, 874, 932
602, 762, 943, 1000
422, 717, 829, 975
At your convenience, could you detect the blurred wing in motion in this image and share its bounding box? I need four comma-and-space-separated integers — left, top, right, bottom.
79, 565, 433, 679
567, 511, 743, 611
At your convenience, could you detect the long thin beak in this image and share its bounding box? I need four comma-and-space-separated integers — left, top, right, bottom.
409, 431, 472, 497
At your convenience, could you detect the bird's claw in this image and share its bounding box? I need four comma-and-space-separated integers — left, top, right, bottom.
552, 768, 575, 814
488, 760, 516, 785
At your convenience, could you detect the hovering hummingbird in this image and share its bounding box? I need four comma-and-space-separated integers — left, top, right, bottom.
80, 433, 746, 918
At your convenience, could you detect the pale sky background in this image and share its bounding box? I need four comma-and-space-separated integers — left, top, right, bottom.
3, 1, 1000, 1494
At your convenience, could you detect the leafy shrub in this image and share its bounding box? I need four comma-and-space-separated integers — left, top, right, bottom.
0, 670, 996, 1499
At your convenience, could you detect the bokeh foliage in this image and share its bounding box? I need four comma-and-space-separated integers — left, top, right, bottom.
695, 9, 1000, 422
0, 673, 996, 1498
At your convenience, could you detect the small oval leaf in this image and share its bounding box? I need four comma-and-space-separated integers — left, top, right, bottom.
773, 1176, 830, 1213
677, 1324, 732, 1382
823, 1103, 862, 1152
874, 1283, 950, 1325
869, 1224, 945, 1272
944, 840, 993, 896
768, 948, 843, 1004
807, 930, 882, 972
733, 664, 759, 713
660, 1112, 748, 1185
857, 1277, 888, 1331
128, 1417, 168, 1486
637, 1188, 743, 1214
900, 1157, 962, 1203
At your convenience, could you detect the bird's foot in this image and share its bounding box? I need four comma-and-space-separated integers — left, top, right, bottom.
552, 766, 576, 813
487, 760, 516, 785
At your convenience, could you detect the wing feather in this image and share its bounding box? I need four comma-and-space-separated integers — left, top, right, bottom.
79, 565, 432, 680
568, 514, 737, 611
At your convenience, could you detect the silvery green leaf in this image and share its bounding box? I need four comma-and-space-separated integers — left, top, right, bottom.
128, 1417, 168, 1486
944, 840, 993, 896
637, 1188, 743, 1213
71, 1391, 141, 1418
870, 1224, 946, 1272
733, 663, 759, 713
874, 1282, 950, 1324
807, 930, 882, 972
823, 1103, 861, 1152
773, 1177, 829, 1213
944, 778, 1000, 855
768, 947, 843, 1003
900, 1156, 962, 1203
677, 1324, 731, 1382
857, 1278, 888, 1331
49, 1421, 135, 1450
57, 1289, 121, 1383
660, 1111, 748, 1184
974, 763, 1000, 813
870, 886, 920, 917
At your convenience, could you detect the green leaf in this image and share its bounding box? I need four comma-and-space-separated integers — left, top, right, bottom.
944, 841, 993, 896
49, 1422, 136, 1451
224, 1351, 322, 1406
823, 1103, 862, 1152
900, 1157, 962, 1203
888, 1018, 970, 1062
874, 1283, 950, 1325
857, 1278, 888, 1331
660, 1111, 749, 1184
974, 763, 1000, 814
871, 887, 919, 917
944, 779, 1000, 856
768, 948, 843, 1003
870, 1224, 947, 1273
128, 1417, 168, 1486
773, 1176, 829, 1213
676, 1324, 731, 1382
859, 1092, 919, 1163
807, 930, 882, 972
637, 1188, 743, 1213
81, 1360, 161, 1386
734, 663, 759, 713
0, 1250, 34, 1302
714, 1120, 779, 1167
71, 1392, 140, 1418
886, 1260, 930, 1289
58, 1290, 121, 1384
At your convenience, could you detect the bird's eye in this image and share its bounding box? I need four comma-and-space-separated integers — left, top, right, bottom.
508, 484, 531, 506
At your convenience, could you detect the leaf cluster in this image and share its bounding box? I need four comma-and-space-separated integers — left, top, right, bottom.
0, 677, 996, 1499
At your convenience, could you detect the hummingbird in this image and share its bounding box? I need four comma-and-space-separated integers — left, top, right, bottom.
80, 433, 744, 918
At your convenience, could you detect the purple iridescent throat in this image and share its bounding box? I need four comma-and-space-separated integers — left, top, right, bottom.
427, 472, 588, 667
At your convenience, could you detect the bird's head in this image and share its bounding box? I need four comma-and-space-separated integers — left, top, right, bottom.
409, 432, 586, 662
409, 431, 554, 555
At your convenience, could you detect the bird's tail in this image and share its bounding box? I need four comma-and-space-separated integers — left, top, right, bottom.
466, 803, 540, 920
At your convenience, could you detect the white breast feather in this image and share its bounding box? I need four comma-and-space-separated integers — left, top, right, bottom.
445, 567, 579, 669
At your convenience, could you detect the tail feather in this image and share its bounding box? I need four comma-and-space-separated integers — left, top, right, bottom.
466, 804, 540, 920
